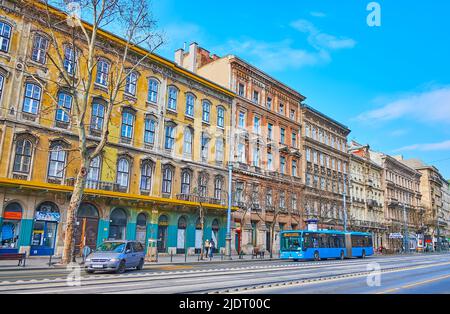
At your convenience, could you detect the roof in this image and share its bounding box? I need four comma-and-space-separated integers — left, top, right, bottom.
301, 104, 351, 134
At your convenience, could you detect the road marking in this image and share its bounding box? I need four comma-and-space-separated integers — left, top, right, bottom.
377, 274, 450, 294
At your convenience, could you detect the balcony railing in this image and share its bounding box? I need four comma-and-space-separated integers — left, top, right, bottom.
176, 194, 223, 205
66, 178, 126, 193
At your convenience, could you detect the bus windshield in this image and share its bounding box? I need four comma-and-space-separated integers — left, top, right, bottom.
281, 236, 302, 251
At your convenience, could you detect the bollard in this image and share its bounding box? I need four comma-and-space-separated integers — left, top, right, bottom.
170, 251, 173, 263
48, 255, 52, 267
185, 251, 187, 263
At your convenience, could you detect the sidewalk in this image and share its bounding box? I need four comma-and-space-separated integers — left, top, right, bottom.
0, 253, 280, 271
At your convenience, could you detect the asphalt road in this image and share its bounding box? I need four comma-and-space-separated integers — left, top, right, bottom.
0, 254, 449, 294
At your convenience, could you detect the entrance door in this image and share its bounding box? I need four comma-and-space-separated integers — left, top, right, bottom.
75, 203, 100, 255
235, 230, 241, 253
157, 225, 168, 253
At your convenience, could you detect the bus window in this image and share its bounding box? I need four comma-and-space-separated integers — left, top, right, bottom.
303, 233, 319, 249
319, 234, 329, 248
281, 236, 301, 251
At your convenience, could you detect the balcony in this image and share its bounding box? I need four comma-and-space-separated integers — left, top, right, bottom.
176, 194, 223, 205
66, 178, 127, 193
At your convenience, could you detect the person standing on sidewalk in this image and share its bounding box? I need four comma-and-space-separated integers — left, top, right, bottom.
210, 239, 215, 259
204, 239, 210, 258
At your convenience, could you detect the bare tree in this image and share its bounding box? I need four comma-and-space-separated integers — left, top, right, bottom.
24, 0, 163, 264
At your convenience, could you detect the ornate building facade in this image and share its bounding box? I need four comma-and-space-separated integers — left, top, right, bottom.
300, 104, 351, 231
175, 43, 305, 254
0, 1, 235, 256
348, 142, 385, 248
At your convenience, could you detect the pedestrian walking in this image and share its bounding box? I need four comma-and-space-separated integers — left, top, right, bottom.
210, 239, 215, 259
204, 239, 210, 259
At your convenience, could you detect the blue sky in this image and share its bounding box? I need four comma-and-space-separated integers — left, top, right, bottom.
150, 0, 450, 178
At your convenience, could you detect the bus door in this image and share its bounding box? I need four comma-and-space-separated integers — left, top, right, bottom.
345, 233, 352, 258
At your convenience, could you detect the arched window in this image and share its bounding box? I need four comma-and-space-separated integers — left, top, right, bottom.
148, 78, 159, 103
164, 122, 176, 150
185, 93, 195, 117
108, 208, 127, 240
22, 82, 42, 115
55, 92, 72, 123
157, 215, 168, 253
13, 139, 32, 174
116, 158, 130, 189
87, 156, 101, 187
202, 100, 211, 123
136, 212, 147, 244
125, 71, 138, 95
198, 172, 208, 197
144, 116, 156, 145
217, 106, 225, 128
48, 144, 66, 179
77, 203, 99, 218
91, 101, 105, 131
96, 59, 110, 86
31, 34, 49, 64
0, 21, 12, 53
167, 86, 178, 110
183, 127, 193, 156
140, 160, 153, 191
162, 165, 173, 194
178, 216, 187, 229
181, 170, 191, 195
214, 176, 223, 200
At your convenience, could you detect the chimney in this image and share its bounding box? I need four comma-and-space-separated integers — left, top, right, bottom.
174, 48, 184, 66
185, 42, 198, 73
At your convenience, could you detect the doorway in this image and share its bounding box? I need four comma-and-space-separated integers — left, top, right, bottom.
74, 203, 100, 255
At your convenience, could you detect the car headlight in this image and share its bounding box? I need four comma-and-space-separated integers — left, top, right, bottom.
109, 258, 119, 262
85, 258, 91, 262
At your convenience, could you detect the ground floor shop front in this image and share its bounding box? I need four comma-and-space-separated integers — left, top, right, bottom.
0, 188, 228, 257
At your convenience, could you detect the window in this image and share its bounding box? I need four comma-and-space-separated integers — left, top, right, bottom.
252, 147, 260, 167
87, 156, 100, 183
144, 117, 156, 145
91, 102, 105, 131
290, 109, 296, 120
0, 75, 3, 100
185, 93, 195, 117
13, 139, 32, 174
198, 173, 208, 197
125, 72, 138, 96
201, 133, 209, 161
292, 133, 297, 148
183, 128, 193, 156
202, 100, 210, 123
121, 110, 135, 139
55, 92, 72, 123
31, 34, 48, 64
320, 153, 324, 167
0, 22, 12, 52
214, 177, 223, 200
313, 151, 318, 164
167, 86, 178, 111
238, 111, 245, 128
63, 46, 76, 75
217, 107, 225, 128
279, 192, 286, 209
216, 138, 224, 162
267, 97, 272, 109
48, 145, 66, 179
96, 59, 110, 86
181, 170, 191, 194
238, 142, 246, 163
253, 91, 259, 104
235, 182, 244, 202
291, 194, 297, 211
164, 123, 175, 150
238, 83, 245, 97
22, 83, 42, 115
266, 189, 273, 206
305, 124, 310, 137
254, 116, 261, 134
306, 148, 311, 162
268, 123, 273, 139
116, 158, 130, 188
148, 79, 159, 103
280, 128, 285, 144
267, 151, 273, 170
140, 161, 153, 191
279, 103, 284, 114
280, 156, 286, 174
292, 160, 297, 177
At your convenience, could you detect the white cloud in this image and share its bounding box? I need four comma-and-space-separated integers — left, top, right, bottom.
290, 19, 356, 50
310, 11, 327, 18
394, 140, 450, 152
356, 86, 450, 124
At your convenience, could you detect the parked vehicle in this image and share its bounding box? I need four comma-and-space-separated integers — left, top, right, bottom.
84, 241, 145, 274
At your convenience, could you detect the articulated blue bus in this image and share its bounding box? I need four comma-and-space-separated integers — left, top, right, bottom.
280, 230, 374, 261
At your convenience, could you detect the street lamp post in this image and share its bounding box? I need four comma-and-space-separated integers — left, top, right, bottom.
402, 203, 409, 254
225, 162, 233, 260
343, 174, 348, 232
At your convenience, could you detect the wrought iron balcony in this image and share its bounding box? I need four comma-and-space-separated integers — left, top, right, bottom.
66, 178, 123, 192
176, 194, 223, 205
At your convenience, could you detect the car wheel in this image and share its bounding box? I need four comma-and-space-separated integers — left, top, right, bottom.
85, 269, 95, 274
136, 259, 144, 270
314, 251, 320, 261
340, 251, 345, 260
116, 260, 126, 274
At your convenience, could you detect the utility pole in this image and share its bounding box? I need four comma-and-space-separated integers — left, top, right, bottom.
225, 162, 233, 259
436, 208, 441, 252
343, 174, 348, 232
403, 203, 409, 254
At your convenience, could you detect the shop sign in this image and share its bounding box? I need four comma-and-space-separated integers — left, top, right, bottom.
35, 211, 61, 222
389, 233, 403, 239
4, 211, 22, 220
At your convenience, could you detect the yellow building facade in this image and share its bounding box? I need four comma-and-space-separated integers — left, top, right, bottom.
0, 0, 235, 256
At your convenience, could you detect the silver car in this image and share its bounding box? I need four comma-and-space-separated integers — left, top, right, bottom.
84, 241, 146, 274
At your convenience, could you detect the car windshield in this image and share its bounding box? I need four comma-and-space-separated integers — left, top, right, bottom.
281, 236, 302, 251
96, 242, 126, 253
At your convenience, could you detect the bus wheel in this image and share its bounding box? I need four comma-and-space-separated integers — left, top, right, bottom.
340, 251, 345, 260
361, 250, 366, 259
314, 251, 320, 261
